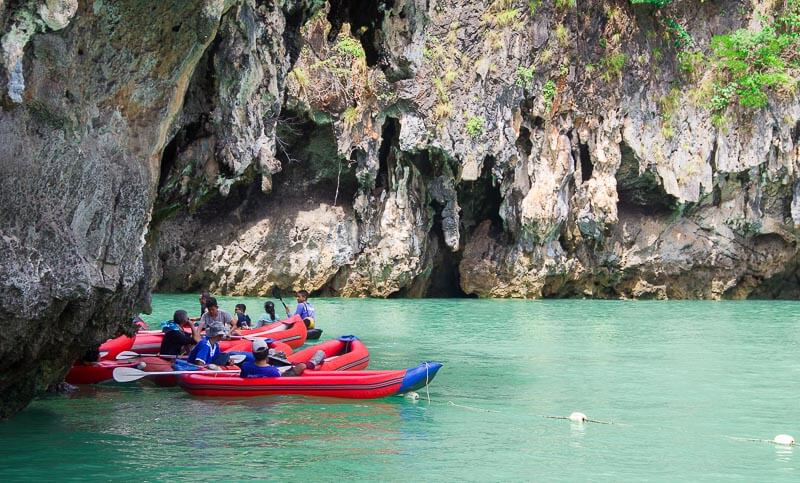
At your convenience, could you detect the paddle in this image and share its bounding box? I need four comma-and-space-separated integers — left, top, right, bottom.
113, 367, 240, 383
115, 351, 246, 364
272, 286, 291, 317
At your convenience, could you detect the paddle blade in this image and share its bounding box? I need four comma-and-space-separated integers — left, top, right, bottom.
229, 354, 246, 364
113, 367, 147, 383
115, 351, 141, 360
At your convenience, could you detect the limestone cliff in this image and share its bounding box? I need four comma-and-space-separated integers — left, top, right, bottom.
155, 0, 800, 300
0, 0, 320, 417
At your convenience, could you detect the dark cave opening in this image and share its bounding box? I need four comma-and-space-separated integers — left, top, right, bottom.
458, 156, 504, 237
616, 142, 678, 214
273, 110, 359, 203
516, 126, 533, 161
326, 0, 395, 70
424, 215, 471, 298
157, 120, 207, 192
376, 117, 400, 191
579, 140, 593, 183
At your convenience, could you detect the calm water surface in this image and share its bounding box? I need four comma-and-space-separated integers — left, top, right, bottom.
1, 295, 799, 481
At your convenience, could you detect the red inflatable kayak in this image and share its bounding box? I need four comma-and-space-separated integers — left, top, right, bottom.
98, 335, 135, 360
66, 359, 141, 384
178, 362, 443, 399
287, 335, 369, 371
131, 316, 307, 354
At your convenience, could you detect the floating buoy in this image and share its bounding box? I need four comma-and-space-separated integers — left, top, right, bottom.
774, 434, 795, 446
405, 391, 420, 401
569, 412, 588, 423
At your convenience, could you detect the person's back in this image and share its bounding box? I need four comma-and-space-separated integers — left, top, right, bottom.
239, 338, 305, 378
160, 310, 200, 356
240, 361, 281, 378
255, 301, 278, 328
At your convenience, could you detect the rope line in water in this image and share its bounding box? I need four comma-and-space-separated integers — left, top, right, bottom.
446, 401, 500, 413
543, 414, 614, 425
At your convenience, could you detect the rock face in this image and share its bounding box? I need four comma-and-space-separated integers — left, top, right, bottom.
2, 0, 800, 417
155, 0, 800, 299
0, 0, 319, 418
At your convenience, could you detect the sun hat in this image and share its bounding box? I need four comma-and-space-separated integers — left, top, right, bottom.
252, 338, 268, 352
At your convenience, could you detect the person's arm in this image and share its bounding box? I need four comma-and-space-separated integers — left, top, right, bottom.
188, 324, 201, 344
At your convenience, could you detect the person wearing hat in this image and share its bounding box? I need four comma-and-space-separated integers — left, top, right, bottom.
187, 325, 227, 366
239, 338, 307, 378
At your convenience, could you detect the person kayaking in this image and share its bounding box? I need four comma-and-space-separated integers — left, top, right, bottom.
255, 301, 278, 328
293, 290, 316, 329
239, 339, 306, 377
198, 291, 211, 318
234, 303, 251, 329
198, 297, 234, 336
187, 325, 228, 366
160, 310, 201, 356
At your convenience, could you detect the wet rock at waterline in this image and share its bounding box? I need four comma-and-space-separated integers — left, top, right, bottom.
0, 0, 320, 418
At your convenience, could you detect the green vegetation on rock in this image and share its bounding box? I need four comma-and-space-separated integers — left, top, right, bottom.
708, 0, 800, 110
465, 116, 485, 137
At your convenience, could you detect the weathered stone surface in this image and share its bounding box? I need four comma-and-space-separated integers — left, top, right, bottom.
0, 0, 321, 418
153, 0, 800, 302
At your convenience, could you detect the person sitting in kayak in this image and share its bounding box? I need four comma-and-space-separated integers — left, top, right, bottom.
240, 339, 306, 377
255, 301, 278, 328
198, 297, 234, 336
190, 291, 211, 322
234, 303, 251, 329
160, 310, 201, 356
187, 325, 228, 366
293, 290, 316, 329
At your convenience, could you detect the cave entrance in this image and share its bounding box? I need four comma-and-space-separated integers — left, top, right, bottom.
616, 142, 678, 214
458, 156, 504, 238
424, 215, 471, 298
376, 117, 399, 191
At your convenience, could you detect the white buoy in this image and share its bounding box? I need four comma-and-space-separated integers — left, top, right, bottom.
773, 434, 795, 446
569, 412, 588, 423
405, 392, 420, 401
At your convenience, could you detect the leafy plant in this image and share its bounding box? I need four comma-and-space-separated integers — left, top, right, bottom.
602, 52, 627, 81
494, 8, 520, 27
542, 79, 557, 109
709, 1, 800, 110
465, 116, 486, 137
629, 0, 673, 7
555, 0, 576, 9
528, 0, 542, 15
335, 37, 365, 58
516, 66, 535, 88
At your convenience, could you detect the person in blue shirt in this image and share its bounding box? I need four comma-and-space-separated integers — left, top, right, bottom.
187, 325, 227, 366
293, 290, 316, 329
240, 339, 306, 377
234, 304, 251, 329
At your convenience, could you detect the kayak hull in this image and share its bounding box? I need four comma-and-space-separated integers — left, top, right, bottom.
178, 362, 442, 399
65, 360, 140, 384
98, 335, 135, 360
287, 335, 369, 371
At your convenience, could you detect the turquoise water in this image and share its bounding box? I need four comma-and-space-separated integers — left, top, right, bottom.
1, 295, 799, 481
